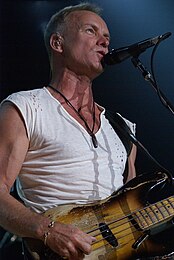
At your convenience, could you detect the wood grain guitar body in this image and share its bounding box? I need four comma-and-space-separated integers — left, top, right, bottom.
25, 171, 174, 260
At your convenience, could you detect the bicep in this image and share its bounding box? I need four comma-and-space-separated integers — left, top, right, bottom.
126, 144, 137, 183
0, 102, 29, 192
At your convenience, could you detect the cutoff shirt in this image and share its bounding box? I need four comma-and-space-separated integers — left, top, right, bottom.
4, 87, 135, 213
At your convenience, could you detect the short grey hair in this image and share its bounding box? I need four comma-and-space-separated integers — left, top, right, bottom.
44, 2, 102, 58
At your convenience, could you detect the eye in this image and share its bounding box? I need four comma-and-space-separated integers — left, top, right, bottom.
85, 27, 96, 35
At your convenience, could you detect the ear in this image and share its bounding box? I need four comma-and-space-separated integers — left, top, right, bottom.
50, 33, 63, 53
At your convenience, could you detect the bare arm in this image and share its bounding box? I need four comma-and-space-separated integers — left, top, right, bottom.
0, 101, 49, 237
125, 144, 137, 183
0, 101, 94, 260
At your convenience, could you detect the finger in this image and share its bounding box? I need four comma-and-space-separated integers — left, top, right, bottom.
64, 241, 79, 259
77, 240, 92, 255
68, 241, 91, 258
68, 232, 94, 256
91, 236, 96, 242
77, 229, 96, 244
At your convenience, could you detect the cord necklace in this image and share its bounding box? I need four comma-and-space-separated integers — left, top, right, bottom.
48, 85, 98, 148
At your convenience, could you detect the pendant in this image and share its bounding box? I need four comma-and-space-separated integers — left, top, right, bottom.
91, 134, 98, 148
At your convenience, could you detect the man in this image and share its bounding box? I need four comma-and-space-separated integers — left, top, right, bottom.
0, 3, 136, 260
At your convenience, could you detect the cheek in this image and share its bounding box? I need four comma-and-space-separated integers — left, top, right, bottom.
72, 45, 91, 62
63, 37, 96, 65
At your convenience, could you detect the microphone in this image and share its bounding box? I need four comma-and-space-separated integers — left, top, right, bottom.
103, 32, 171, 65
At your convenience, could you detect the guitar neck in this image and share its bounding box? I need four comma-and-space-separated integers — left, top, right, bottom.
133, 196, 174, 230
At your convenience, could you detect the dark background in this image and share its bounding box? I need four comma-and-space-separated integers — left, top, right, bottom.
1, 0, 174, 174
0, 0, 174, 258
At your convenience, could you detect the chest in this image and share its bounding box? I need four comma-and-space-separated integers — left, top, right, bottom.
29, 105, 127, 166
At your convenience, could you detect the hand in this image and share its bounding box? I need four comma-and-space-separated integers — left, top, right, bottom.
45, 222, 96, 260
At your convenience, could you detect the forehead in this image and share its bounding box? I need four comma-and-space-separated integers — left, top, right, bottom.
66, 10, 109, 33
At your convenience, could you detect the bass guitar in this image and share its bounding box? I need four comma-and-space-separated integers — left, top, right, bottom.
25, 171, 174, 259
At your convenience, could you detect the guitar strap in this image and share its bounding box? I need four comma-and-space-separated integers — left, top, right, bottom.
105, 110, 173, 182
105, 110, 133, 157
105, 110, 134, 183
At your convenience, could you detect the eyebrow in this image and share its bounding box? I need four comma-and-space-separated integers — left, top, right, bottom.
83, 23, 111, 40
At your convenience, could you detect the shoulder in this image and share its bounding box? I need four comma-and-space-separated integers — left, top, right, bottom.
117, 113, 136, 135
104, 109, 136, 134
2, 88, 45, 103
1, 88, 48, 112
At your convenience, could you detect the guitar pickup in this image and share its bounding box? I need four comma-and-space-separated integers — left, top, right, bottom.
99, 222, 118, 247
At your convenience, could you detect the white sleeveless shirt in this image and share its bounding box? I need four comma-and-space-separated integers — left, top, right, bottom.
5, 87, 135, 213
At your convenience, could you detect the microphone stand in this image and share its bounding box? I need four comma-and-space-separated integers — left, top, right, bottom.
131, 56, 174, 115
129, 56, 174, 180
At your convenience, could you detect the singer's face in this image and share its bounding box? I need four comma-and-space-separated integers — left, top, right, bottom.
62, 10, 110, 79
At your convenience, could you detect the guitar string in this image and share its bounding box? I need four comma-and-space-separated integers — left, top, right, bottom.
46, 197, 174, 252
88, 195, 174, 234
92, 237, 143, 256
87, 198, 174, 236
89, 212, 173, 249
92, 232, 137, 251
84, 198, 174, 247
45, 198, 174, 255
88, 216, 141, 247
91, 240, 136, 258
90, 223, 143, 252
89, 202, 172, 251
91, 205, 173, 252
91, 199, 171, 238
91, 221, 141, 247
89, 202, 173, 247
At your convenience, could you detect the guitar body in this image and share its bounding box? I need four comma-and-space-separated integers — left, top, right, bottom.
25, 171, 174, 260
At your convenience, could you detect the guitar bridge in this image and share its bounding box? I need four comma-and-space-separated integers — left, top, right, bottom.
99, 223, 118, 247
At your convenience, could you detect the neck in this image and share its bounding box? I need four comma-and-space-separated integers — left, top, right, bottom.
49, 68, 94, 111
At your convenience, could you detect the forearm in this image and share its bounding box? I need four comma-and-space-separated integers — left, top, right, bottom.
0, 190, 95, 259
0, 189, 50, 241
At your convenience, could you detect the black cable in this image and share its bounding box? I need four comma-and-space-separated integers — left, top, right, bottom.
150, 40, 174, 114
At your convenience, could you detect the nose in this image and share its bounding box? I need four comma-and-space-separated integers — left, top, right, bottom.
97, 34, 110, 49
